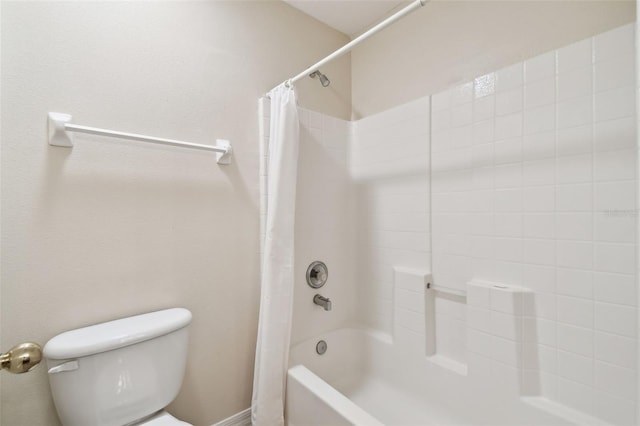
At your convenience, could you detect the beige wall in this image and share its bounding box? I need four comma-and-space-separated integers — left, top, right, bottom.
352, 0, 635, 119
0, 2, 349, 425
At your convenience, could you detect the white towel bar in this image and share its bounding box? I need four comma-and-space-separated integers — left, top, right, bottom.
47, 112, 232, 165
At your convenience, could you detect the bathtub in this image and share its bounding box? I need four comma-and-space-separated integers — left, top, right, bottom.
286, 328, 596, 426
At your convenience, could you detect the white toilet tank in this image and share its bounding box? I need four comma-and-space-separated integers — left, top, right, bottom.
43, 308, 192, 426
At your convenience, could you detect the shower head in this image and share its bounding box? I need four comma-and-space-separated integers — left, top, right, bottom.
309, 70, 330, 87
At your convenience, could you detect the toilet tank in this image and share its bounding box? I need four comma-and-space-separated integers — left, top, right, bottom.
43, 308, 192, 426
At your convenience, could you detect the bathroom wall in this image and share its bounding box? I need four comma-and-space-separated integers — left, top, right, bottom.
0, 2, 351, 425
258, 99, 355, 346
431, 24, 637, 424
350, 23, 638, 425
351, 98, 431, 333
351, 0, 635, 119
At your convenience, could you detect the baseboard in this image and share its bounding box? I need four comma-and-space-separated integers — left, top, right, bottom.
211, 407, 251, 426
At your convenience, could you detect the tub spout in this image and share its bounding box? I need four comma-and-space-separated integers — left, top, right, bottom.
313, 294, 332, 311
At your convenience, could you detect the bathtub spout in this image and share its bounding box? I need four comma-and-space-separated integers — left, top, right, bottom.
313, 294, 332, 311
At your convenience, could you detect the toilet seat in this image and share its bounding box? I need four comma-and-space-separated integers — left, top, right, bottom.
136, 411, 192, 426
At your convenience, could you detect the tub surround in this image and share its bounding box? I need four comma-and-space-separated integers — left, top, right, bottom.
273, 23, 638, 426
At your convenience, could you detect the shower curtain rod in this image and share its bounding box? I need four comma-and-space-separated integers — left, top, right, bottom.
268, 0, 427, 94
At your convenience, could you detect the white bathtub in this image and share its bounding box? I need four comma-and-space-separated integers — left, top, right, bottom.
286, 328, 597, 426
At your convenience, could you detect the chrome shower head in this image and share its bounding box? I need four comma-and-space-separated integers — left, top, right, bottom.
309, 70, 330, 87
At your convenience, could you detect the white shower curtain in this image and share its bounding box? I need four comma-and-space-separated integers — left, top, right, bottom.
251, 83, 299, 426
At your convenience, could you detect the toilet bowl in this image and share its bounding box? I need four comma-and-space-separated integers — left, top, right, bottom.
43, 308, 193, 426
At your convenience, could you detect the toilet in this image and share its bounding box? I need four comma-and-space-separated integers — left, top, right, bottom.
43, 308, 193, 426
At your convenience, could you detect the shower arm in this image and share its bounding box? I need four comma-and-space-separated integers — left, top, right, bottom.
268, 0, 427, 94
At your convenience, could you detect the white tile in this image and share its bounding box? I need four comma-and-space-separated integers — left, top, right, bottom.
472, 213, 493, 236
467, 282, 491, 308
491, 286, 524, 315
594, 211, 636, 243
594, 54, 635, 93
494, 163, 522, 188
472, 167, 494, 190
557, 295, 594, 328
593, 272, 636, 306
494, 238, 522, 262
557, 154, 592, 184
594, 149, 636, 182
595, 332, 637, 370
595, 243, 636, 275
473, 95, 495, 122
557, 377, 596, 416
555, 212, 592, 241
474, 73, 496, 98
594, 117, 636, 152
467, 328, 493, 356
495, 137, 523, 164
491, 360, 521, 394
494, 189, 522, 212
493, 213, 522, 238
495, 112, 522, 140
525, 77, 555, 109
491, 336, 521, 366
496, 63, 524, 93
524, 104, 555, 135
491, 311, 522, 340
557, 322, 594, 357
593, 24, 635, 62
432, 109, 452, 133
595, 302, 637, 337
395, 289, 425, 313
556, 184, 592, 212
557, 268, 593, 299
594, 361, 637, 401
451, 103, 473, 128
522, 343, 557, 373
593, 390, 638, 426
522, 131, 555, 161
523, 159, 555, 186
496, 87, 523, 116
494, 261, 524, 288
451, 81, 473, 106
432, 89, 452, 112
396, 307, 425, 334
557, 95, 592, 129
557, 38, 592, 74
523, 317, 556, 346
472, 143, 494, 168
308, 110, 322, 129
522, 264, 555, 293
557, 125, 592, 157
557, 66, 592, 102
557, 350, 593, 386
525, 51, 556, 82
594, 181, 636, 211
595, 86, 635, 123
523, 239, 555, 266
467, 306, 492, 332
471, 235, 493, 258
523, 186, 555, 212
450, 125, 473, 149
557, 240, 593, 270
523, 213, 555, 239
472, 119, 494, 145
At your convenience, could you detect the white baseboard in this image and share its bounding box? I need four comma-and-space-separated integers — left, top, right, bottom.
211, 407, 251, 426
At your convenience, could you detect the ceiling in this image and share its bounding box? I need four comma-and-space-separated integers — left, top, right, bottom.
283, 0, 407, 37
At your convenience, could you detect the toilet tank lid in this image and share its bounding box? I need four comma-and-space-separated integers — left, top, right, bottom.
44, 308, 192, 360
